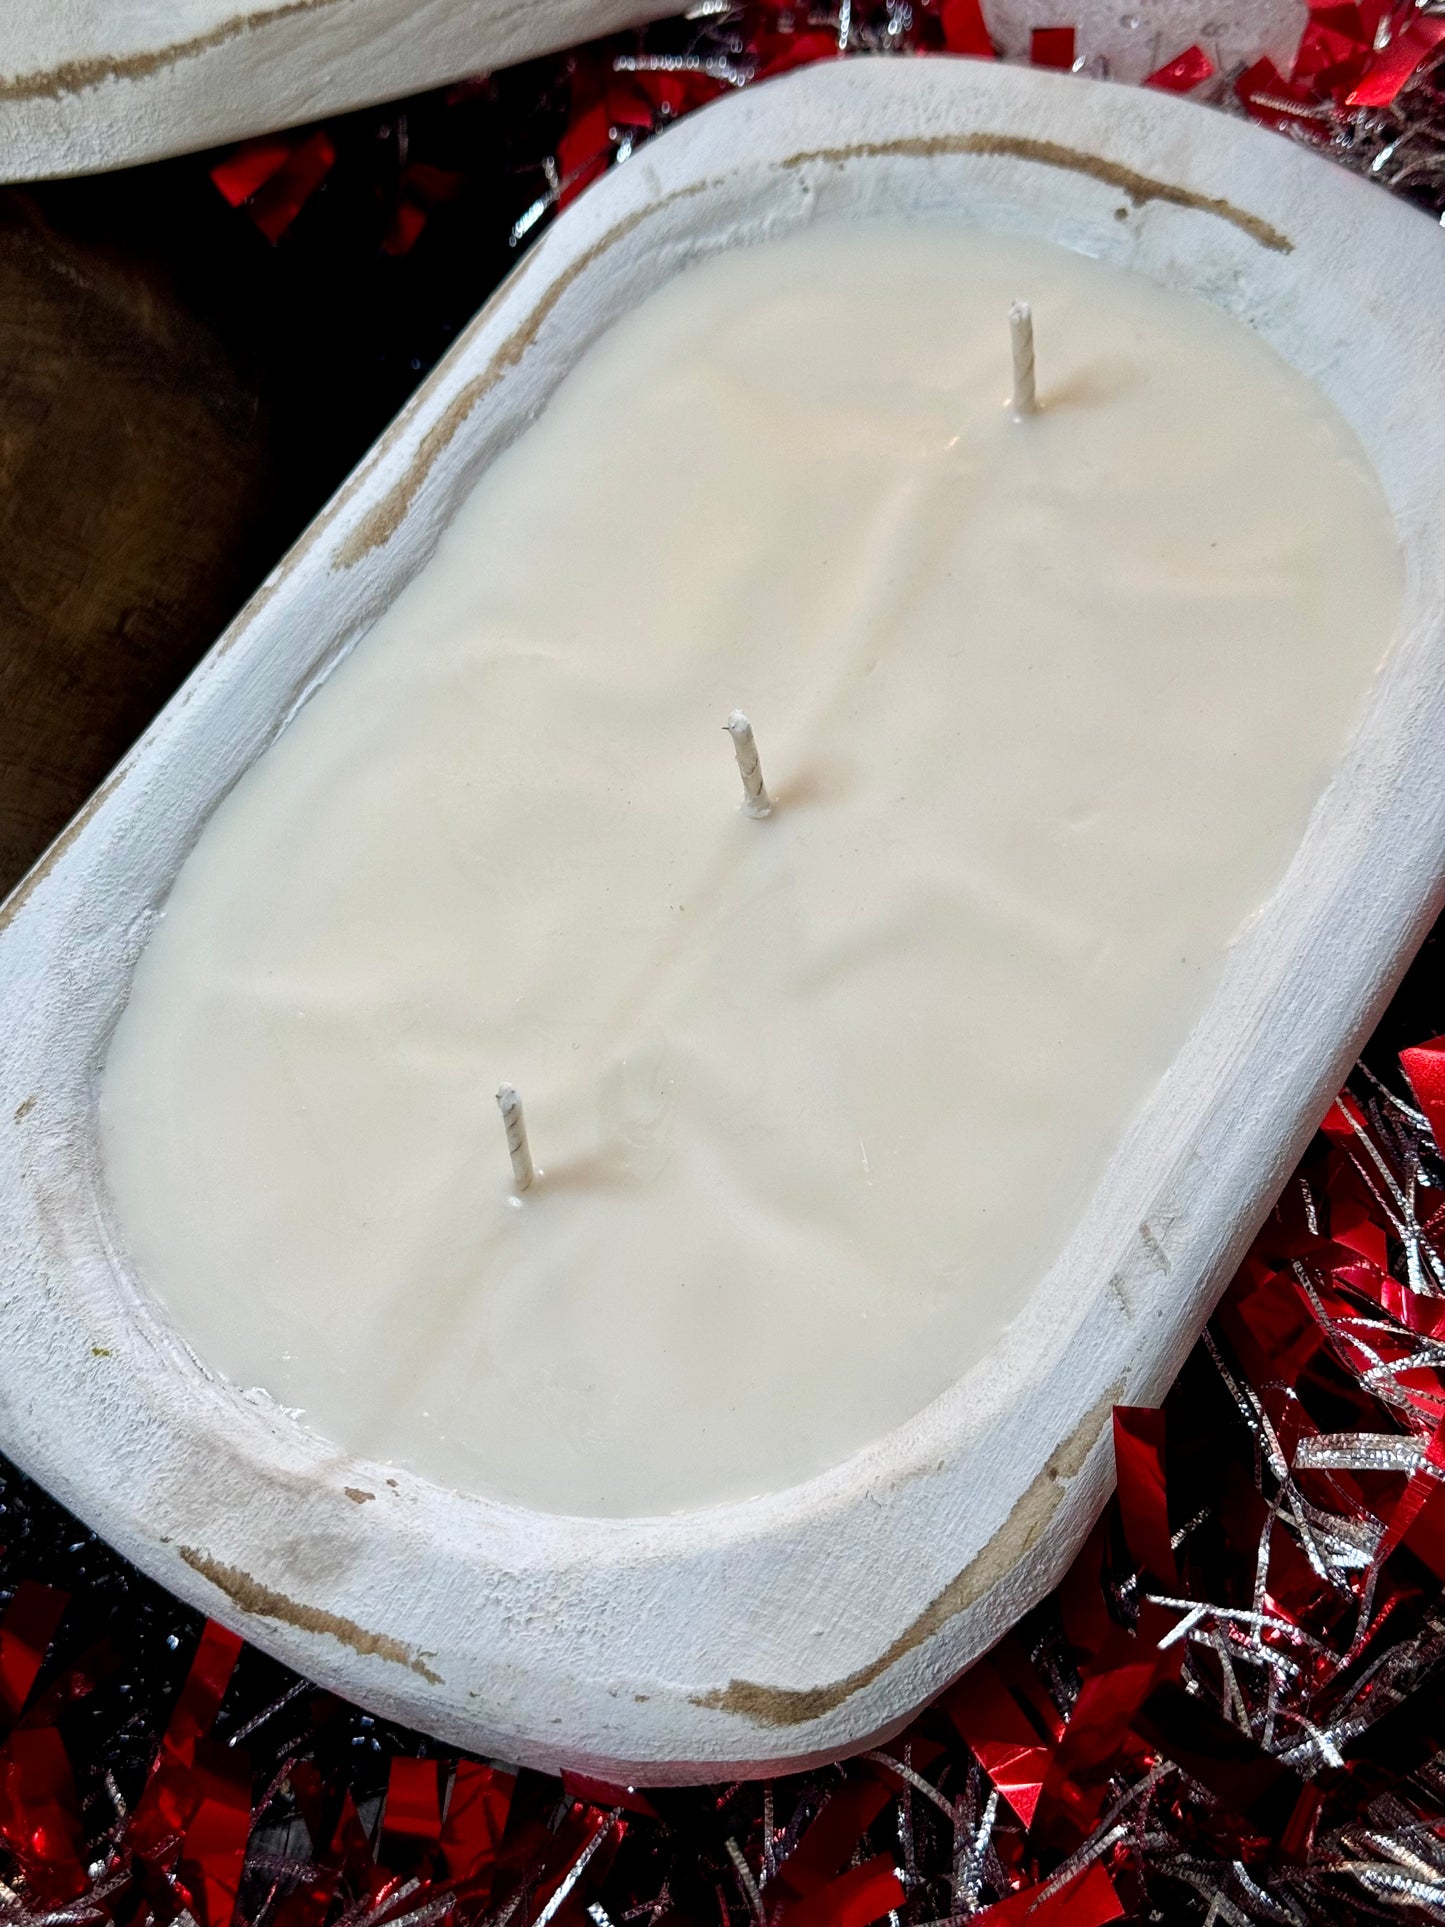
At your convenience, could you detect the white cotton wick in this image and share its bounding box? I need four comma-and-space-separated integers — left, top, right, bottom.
1009, 300, 1037, 419
496, 1083, 535, 1192
726, 710, 773, 818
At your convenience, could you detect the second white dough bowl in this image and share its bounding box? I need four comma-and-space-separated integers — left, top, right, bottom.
2, 57, 1444, 1782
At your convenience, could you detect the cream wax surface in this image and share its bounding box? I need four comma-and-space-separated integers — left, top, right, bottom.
99, 224, 1401, 1517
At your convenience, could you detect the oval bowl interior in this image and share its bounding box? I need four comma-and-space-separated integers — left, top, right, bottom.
2, 57, 1444, 1783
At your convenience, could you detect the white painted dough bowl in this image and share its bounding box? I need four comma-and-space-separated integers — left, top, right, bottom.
0, 1, 1306, 183
2, 59, 1444, 1783
0, 0, 683, 183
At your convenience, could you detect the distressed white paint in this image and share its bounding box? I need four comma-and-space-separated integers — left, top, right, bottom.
0, 1, 1306, 185
1, 60, 1443, 1781
0, 0, 683, 183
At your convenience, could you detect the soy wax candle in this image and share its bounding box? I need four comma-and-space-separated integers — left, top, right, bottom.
98, 221, 1400, 1519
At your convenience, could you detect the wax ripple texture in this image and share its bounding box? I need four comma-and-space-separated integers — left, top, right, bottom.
98, 224, 1402, 1516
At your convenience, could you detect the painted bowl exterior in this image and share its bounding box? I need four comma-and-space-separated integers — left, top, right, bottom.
0, 2, 1303, 183
0, 0, 677, 182
1, 58, 1443, 1782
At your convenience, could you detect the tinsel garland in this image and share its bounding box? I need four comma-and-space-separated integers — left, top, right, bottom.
7, 6, 1445, 1926
206, 4, 1445, 248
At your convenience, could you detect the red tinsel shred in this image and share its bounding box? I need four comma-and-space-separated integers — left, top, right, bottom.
778, 1779, 894, 1896
0, 1582, 68, 1726
0, 1726, 86, 1905
938, 0, 993, 60
210, 137, 302, 210
203, 1, 1445, 252
974, 1861, 1122, 1925
778, 1852, 905, 1927
383, 1758, 443, 1846
1143, 46, 1214, 95
1029, 28, 1076, 72
178, 1740, 254, 1927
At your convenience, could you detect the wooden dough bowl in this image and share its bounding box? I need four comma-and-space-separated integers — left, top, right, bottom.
1, 59, 1443, 1782
0, 1, 1304, 182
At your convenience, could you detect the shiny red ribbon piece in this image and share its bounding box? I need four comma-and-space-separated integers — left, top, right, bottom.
778, 1852, 906, 1927
1143, 45, 1214, 94
1029, 28, 1076, 71
0, 1581, 67, 1727
938, 0, 994, 58
210, 130, 337, 242
974, 1862, 1122, 1926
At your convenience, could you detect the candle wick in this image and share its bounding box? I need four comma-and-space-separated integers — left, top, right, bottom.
496, 1083, 535, 1192
1009, 300, 1037, 419
725, 710, 773, 818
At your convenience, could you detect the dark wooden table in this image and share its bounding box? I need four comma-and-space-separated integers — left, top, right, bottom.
0, 86, 545, 894
0, 176, 276, 890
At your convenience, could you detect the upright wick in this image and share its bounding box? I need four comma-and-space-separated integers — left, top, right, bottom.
496, 1083, 535, 1192
726, 710, 773, 818
1010, 300, 1037, 419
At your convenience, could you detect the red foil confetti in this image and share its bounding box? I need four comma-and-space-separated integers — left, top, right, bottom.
203, 4, 1445, 251
0, 1583, 68, 1723
4, 7, 1445, 1925
1029, 28, 1077, 72
211, 132, 337, 244
1143, 47, 1215, 96
938, 1, 994, 61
